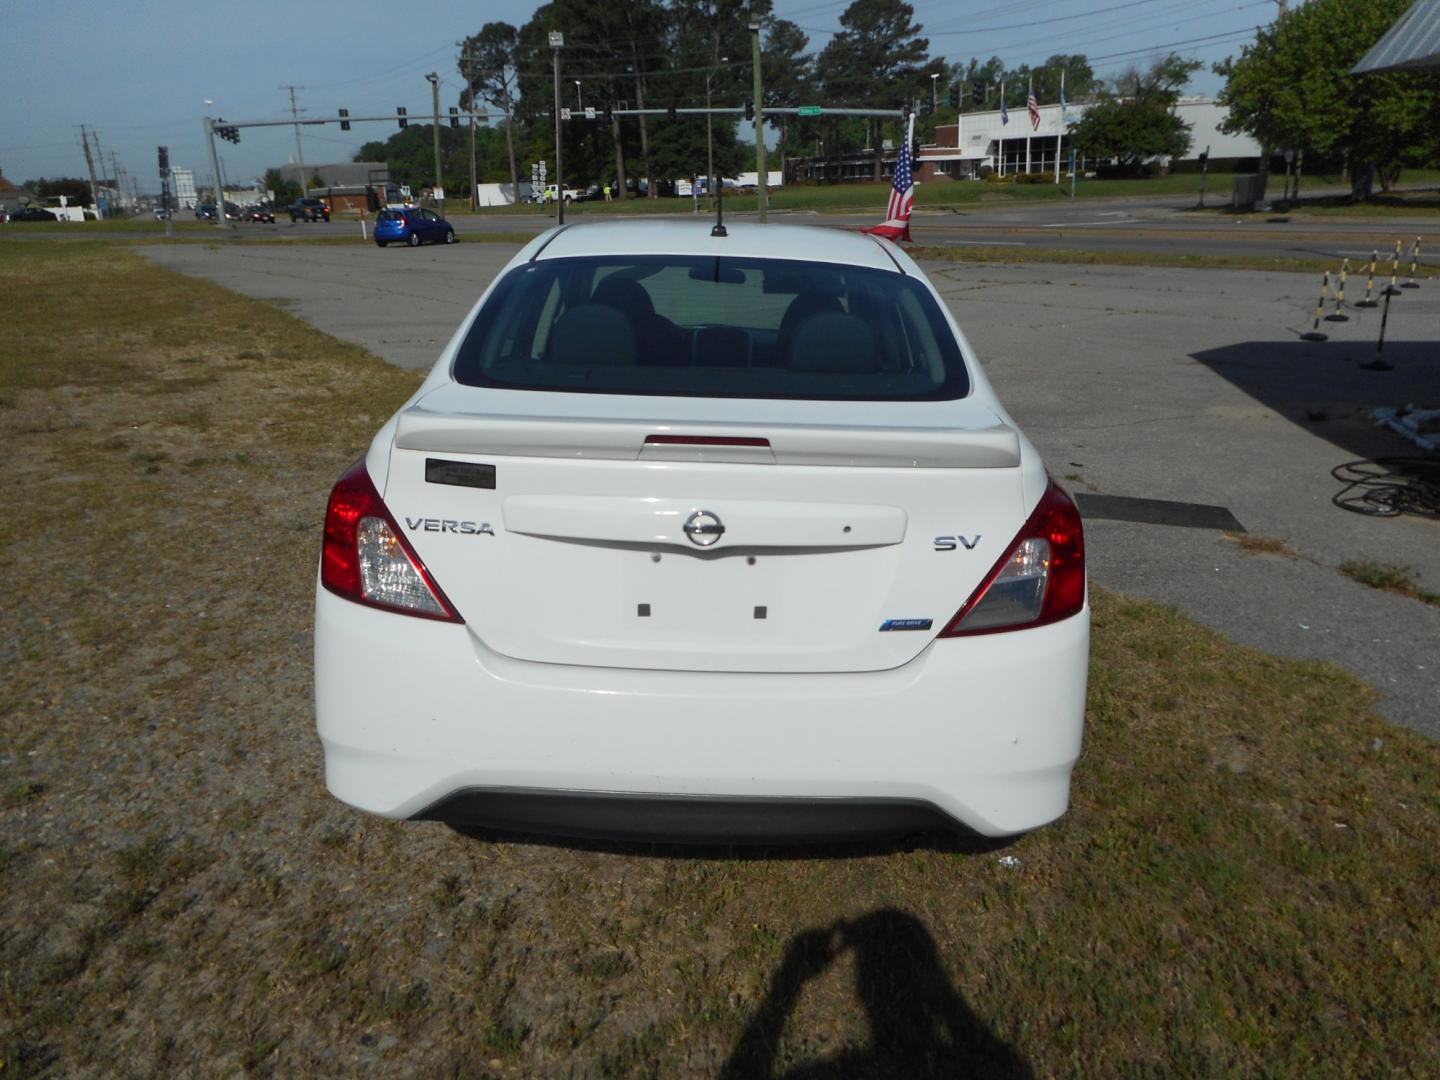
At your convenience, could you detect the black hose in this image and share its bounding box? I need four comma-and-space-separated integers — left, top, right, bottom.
1331, 457, 1440, 519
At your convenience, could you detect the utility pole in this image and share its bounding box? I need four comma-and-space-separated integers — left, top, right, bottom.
203, 116, 228, 228
78, 125, 104, 220
426, 72, 443, 204
460, 44, 478, 210
1256, 0, 1287, 204
110, 152, 124, 214
631, 44, 654, 199
283, 86, 306, 190
706, 59, 726, 204
550, 32, 565, 225
750, 12, 767, 221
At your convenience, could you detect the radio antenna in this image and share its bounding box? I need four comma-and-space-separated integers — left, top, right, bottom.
710, 172, 727, 237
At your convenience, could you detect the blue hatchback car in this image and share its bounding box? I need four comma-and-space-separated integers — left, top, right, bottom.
374, 207, 457, 248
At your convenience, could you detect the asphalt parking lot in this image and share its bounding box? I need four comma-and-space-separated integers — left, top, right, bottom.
143, 238, 1440, 735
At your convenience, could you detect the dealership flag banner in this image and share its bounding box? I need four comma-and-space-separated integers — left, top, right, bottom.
861, 112, 915, 243
1000, 80, 1009, 125
1028, 79, 1041, 130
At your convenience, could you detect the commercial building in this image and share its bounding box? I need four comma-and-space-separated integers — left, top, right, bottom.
790, 97, 1262, 184
171, 167, 197, 210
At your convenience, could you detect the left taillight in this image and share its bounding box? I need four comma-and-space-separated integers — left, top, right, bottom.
320, 458, 462, 622
938, 480, 1085, 637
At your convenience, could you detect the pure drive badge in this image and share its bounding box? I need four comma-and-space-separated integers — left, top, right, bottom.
879, 618, 933, 632
405, 517, 494, 536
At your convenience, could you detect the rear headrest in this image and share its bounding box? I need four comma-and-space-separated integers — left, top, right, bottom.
786, 312, 879, 373
547, 304, 637, 366
778, 292, 844, 349
591, 277, 656, 320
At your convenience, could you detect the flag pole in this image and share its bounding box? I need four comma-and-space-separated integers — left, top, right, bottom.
999, 79, 1006, 177
1025, 77, 1032, 174
1055, 69, 1064, 184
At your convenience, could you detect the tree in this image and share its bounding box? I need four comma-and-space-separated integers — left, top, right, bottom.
460, 22, 522, 196
1216, 0, 1440, 193
1069, 54, 1199, 172
31, 177, 92, 208
263, 168, 301, 206
354, 126, 500, 190
762, 18, 812, 169
818, 0, 931, 176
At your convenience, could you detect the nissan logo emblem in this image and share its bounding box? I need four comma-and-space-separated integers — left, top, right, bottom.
683, 509, 725, 547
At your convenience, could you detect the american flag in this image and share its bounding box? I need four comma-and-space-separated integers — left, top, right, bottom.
860, 112, 915, 243
1027, 80, 1041, 130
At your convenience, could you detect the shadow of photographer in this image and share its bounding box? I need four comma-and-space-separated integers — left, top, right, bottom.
720, 908, 1031, 1079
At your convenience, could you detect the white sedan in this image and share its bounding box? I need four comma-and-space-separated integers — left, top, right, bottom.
315, 220, 1088, 843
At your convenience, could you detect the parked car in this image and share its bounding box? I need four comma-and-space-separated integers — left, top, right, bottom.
373, 207, 456, 247
224, 202, 242, 222
288, 197, 330, 222
195, 203, 217, 221
544, 183, 581, 203
315, 221, 1090, 844
244, 206, 275, 223
9, 207, 59, 222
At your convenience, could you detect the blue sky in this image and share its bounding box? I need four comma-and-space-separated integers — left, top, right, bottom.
0, 0, 1271, 191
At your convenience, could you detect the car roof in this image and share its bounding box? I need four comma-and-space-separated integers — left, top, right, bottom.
533, 221, 902, 272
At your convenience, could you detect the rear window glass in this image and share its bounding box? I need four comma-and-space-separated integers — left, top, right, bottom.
452, 255, 969, 401
378, 210, 404, 221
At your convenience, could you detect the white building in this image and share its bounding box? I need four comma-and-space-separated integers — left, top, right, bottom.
171, 167, 197, 209
918, 96, 1262, 180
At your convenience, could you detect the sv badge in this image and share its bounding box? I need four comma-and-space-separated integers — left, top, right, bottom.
934, 535, 981, 551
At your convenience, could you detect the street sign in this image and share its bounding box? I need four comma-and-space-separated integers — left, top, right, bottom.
797, 106, 823, 117
560, 108, 572, 121
585, 107, 596, 120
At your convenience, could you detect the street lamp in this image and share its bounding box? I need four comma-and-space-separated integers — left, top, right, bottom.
930, 72, 939, 113
549, 31, 565, 224
574, 80, 582, 111
425, 72, 443, 203
706, 56, 728, 201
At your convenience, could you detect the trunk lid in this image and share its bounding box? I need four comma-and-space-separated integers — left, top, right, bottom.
382, 387, 1029, 673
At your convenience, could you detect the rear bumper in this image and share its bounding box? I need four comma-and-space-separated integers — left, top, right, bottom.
314, 584, 1089, 839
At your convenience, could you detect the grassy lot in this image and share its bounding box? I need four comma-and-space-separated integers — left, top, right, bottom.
2, 242, 1439, 1077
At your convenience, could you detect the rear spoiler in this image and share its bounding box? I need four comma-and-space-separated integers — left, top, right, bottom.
394, 408, 1021, 469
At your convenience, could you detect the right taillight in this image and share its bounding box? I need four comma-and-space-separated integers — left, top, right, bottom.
938, 480, 1085, 637
321, 458, 462, 622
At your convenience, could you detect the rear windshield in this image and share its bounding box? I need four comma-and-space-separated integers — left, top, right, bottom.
378, 210, 405, 221
452, 255, 969, 400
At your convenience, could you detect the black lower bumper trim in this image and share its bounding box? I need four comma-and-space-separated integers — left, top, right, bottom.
413, 788, 963, 845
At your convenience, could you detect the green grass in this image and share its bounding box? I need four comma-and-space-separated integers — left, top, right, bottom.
1340, 560, 1440, 606
1, 241, 1438, 1076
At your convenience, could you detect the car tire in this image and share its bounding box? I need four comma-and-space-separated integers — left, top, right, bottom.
444, 229, 456, 244
376, 240, 387, 247
407, 232, 422, 247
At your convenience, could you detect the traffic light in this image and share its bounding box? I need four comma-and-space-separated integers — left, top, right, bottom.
339, 108, 350, 131
745, 100, 754, 121
214, 120, 240, 144
973, 81, 987, 104
158, 146, 169, 175
668, 102, 677, 121
449, 107, 460, 128
397, 107, 408, 129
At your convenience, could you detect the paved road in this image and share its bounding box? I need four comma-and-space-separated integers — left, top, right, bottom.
171, 191, 1438, 265
142, 239, 1440, 736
